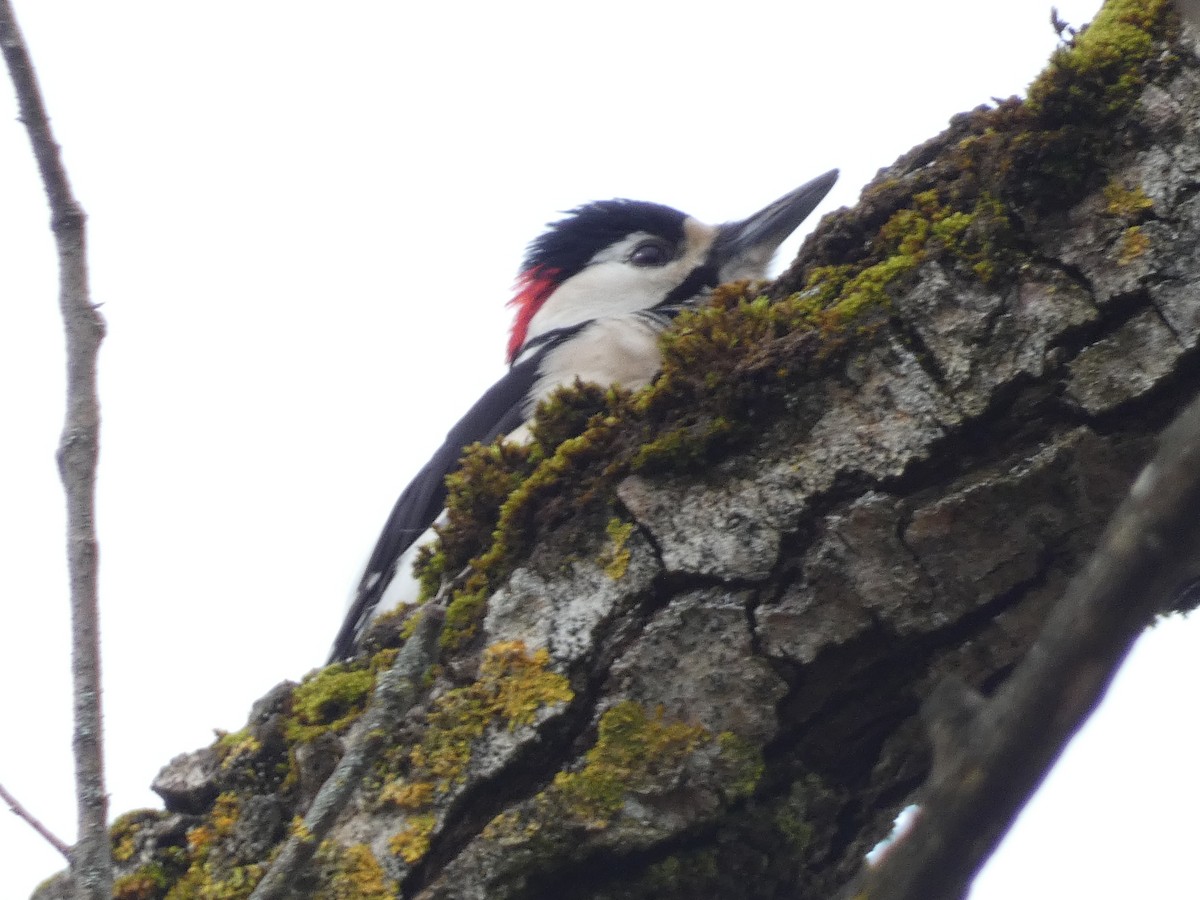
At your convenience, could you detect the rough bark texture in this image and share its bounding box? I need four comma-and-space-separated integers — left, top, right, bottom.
33, 2, 1200, 898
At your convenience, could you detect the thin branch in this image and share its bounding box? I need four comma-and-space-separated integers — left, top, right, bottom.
839, 392, 1200, 900
0, 782, 71, 860
249, 605, 445, 900
0, 3, 110, 897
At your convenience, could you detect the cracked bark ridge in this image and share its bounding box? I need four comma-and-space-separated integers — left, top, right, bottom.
36, 4, 1200, 899
841, 373, 1200, 900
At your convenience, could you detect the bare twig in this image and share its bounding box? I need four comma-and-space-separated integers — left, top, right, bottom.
0, 3, 110, 897
249, 606, 445, 900
839, 392, 1200, 900
0, 781, 71, 860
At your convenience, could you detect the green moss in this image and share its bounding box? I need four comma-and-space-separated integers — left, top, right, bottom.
373, 641, 573, 862
439, 587, 488, 651
1105, 181, 1155, 262
114, 864, 171, 900
110, 813, 214, 899
1104, 178, 1154, 219
773, 807, 815, 854
529, 381, 624, 451
1029, 0, 1174, 119
163, 862, 263, 900
716, 731, 766, 802
412, 183, 1012, 615
104, 6, 1190, 897
633, 187, 1017, 471
364, 0, 1178, 692
631, 282, 866, 471
411, 641, 573, 791
413, 438, 540, 613
577, 776, 834, 900
434, 399, 628, 649
1014, 0, 1178, 206
314, 842, 398, 899
111, 846, 191, 900
407, 382, 626, 650
639, 851, 721, 895
549, 702, 708, 827
476, 703, 777, 895
286, 662, 375, 743
600, 517, 634, 579
158, 794, 263, 900
214, 729, 262, 772
110, 809, 164, 864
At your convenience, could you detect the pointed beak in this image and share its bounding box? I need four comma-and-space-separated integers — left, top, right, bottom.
713, 169, 839, 279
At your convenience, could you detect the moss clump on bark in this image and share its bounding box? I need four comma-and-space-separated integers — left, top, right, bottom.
312, 842, 398, 899
373, 642, 573, 864
285, 663, 375, 744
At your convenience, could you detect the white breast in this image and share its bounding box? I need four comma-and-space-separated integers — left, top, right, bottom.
527, 315, 665, 415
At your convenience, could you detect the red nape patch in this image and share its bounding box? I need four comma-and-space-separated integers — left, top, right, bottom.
506, 267, 559, 363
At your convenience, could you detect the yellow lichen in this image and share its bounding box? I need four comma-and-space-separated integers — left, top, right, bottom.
315, 842, 398, 900
164, 794, 262, 899
210, 794, 239, 834
163, 861, 263, 900
388, 814, 436, 864
481, 810, 523, 841
110, 810, 152, 864
600, 517, 635, 579
378, 778, 435, 810
290, 815, 314, 842
215, 729, 262, 772
114, 866, 169, 900
184, 825, 213, 855
374, 641, 572, 862
481, 700, 767, 851
1104, 179, 1154, 219
184, 792, 240, 855
410, 641, 573, 793
1118, 225, 1151, 264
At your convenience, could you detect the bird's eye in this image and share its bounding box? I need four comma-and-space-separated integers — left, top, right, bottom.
628, 240, 673, 267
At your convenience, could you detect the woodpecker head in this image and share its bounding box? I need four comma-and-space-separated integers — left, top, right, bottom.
507, 169, 838, 363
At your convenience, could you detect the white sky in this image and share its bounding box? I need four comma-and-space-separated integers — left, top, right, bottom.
1, 2, 1196, 896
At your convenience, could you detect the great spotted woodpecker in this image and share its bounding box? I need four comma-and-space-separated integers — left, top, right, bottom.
328, 170, 838, 661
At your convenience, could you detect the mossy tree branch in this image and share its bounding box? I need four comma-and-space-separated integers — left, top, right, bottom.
0, 3, 109, 898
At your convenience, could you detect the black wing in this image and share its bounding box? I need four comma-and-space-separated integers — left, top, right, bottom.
327, 339, 564, 662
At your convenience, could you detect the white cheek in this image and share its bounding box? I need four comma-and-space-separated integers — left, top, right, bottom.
521, 217, 718, 346
526, 263, 681, 339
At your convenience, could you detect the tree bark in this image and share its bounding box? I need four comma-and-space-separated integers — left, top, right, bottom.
32, 2, 1200, 898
